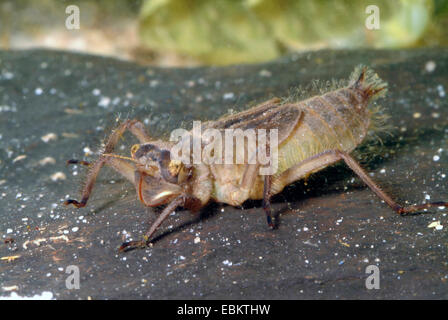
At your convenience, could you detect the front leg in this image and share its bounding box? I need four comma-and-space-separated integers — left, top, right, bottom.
65, 119, 150, 208
232, 162, 274, 228
118, 195, 189, 252
263, 174, 275, 228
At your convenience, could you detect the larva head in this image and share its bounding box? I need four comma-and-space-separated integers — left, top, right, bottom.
131, 143, 192, 206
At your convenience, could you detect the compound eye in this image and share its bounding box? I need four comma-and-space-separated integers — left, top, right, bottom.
131, 144, 139, 156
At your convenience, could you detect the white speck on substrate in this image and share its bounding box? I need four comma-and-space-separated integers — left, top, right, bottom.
413, 112, 422, 119
12, 155, 27, 163
98, 96, 111, 108
425, 61, 436, 73
194, 236, 201, 244
428, 221, 443, 230
41, 133, 57, 143
35, 87, 43, 95
437, 85, 446, 98
425, 194, 431, 200
1, 71, 14, 80
72, 227, 79, 233
433, 155, 440, 162
259, 69, 272, 77
39, 157, 56, 166
222, 260, 232, 266
0, 291, 54, 300
223, 92, 235, 100
6, 228, 13, 234
50, 172, 66, 181
83, 147, 92, 156
92, 88, 101, 96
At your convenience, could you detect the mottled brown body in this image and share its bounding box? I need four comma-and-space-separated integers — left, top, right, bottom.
208, 83, 372, 204
64, 65, 448, 251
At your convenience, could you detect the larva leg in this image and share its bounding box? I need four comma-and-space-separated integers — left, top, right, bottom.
278, 149, 448, 215
263, 174, 275, 228
119, 196, 186, 252
104, 157, 135, 183
66, 159, 91, 166
65, 119, 149, 208
127, 120, 152, 143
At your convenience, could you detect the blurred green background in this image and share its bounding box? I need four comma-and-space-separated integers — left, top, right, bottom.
0, 0, 447, 66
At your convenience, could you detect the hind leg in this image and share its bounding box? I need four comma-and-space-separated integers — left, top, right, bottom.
276, 149, 448, 215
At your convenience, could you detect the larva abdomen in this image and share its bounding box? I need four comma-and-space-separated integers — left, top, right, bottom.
276, 66, 388, 175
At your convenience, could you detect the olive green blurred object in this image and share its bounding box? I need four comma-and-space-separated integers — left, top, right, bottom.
139, 0, 436, 65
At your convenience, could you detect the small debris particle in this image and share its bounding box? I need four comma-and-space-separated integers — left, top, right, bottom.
425, 61, 436, 73
194, 236, 201, 244
1, 255, 20, 263
223, 92, 235, 100
12, 155, 27, 163
50, 172, 66, 181
433, 155, 440, 162
35, 87, 43, 95
98, 96, 111, 108
338, 239, 350, 247
222, 259, 233, 266
428, 221, 443, 230
41, 133, 57, 143
39, 157, 56, 166
83, 147, 92, 156
2, 285, 19, 292
413, 112, 421, 119
64, 108, 82, 115
259, 69, 272, 77
62, 132, 79, 138
437, 85, 446, 98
